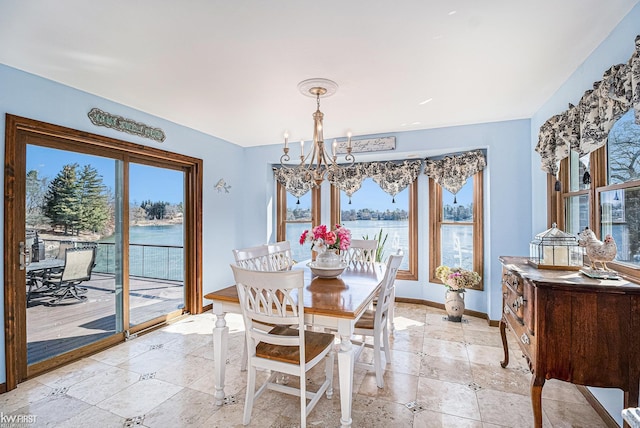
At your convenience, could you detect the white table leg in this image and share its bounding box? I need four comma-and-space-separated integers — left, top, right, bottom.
213, 310, 229, 406
338, 332, 356, 427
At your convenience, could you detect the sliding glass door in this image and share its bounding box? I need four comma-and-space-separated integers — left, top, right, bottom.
128, 163, 185, 327
5, 115, 201, 388
25, 145, 123, 365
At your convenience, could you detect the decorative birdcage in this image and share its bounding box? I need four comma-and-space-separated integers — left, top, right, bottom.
529, 223, 584, 270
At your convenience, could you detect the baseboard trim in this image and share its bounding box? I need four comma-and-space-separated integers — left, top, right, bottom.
0, 382, 6, 394
576, 386, 619, 428
394, 296, 500, 326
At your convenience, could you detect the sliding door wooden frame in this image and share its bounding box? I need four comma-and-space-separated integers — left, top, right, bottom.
3, 114, 203, 390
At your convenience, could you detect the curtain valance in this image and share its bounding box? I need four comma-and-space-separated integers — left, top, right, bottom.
423, 150, 486, 195
274, 159, 423, 202
536, 35, 640, 176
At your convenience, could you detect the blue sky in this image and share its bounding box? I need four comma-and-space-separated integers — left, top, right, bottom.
26, 145, 184, 204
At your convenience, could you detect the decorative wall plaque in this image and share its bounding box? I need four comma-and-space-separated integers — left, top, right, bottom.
335, 136, 395, 154
88, 108, 166, 142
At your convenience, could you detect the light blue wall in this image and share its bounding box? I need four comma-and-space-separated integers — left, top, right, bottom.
529, 3, 640, 425
0, 64, 245, 385
242, 119, 533, 323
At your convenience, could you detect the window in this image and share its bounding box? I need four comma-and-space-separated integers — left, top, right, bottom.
276, 178, 417, 280
276, 182, 320, 263
557, 109, 640, 277
331, 179, 418, 280
429, 171, 484, 289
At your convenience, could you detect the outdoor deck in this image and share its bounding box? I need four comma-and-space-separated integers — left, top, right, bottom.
27, 273, 184, 365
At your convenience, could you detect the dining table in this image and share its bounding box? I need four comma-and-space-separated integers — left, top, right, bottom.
205, 262, 386, 428
26, 258, 65, 302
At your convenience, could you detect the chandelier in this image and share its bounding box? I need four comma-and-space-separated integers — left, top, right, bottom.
280, 78, 355, 186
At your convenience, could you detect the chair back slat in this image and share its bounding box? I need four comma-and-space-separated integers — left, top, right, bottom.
231, 265, 305, 354
343, 239, 378, 267
267, 241, 294, 271
233, 245, 271, 271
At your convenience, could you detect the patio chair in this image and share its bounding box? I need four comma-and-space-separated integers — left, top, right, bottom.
352, 252, 403, 388
231, 265, 334, 427
267, 240, 294, 271
343, 239, 378, 268
43, 246, 96, 305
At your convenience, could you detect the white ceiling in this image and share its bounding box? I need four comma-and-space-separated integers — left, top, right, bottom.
1, 0, 638, 147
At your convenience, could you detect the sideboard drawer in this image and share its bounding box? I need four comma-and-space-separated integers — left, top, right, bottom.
503, 301, 535, 366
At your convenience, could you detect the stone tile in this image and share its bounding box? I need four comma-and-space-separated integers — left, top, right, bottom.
424, 323, 466, 343
36, 358, 114, 389
463, 329, 504, 348
0, 378, 53, 413
358, 370, 419, 405
477, 388, 553, 427
350, 394, 415, 427
419, 354, 473, 385
542, 397, 608, 427
470, 362, 531, 396
541, 379, 590, 404
66, 365, 140, 405
413, 408, 483, 427
96, 378, 182, 418
154, 354, 216, 387
55, 406, 126, 428
144, 387, 220, 427
416, 377, 481, 420
11, 394, 92, 427
115, 346, 189, 374
422, 337, 469, 362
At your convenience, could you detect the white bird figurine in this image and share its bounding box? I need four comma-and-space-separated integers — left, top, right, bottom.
215, 178, 231, 193
577, 227, 617, 271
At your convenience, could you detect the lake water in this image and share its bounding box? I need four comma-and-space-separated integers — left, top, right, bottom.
100, 224, 184, 246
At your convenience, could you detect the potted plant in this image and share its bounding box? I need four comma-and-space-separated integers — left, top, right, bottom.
435, 265, 481, 322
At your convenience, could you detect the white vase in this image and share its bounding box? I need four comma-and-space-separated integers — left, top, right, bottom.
444, 288, 465, 322
316, 249, 341, 267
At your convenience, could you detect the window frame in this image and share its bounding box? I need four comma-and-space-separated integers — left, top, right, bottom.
556, 145, 640, 280
428, 171, 484, 290
276, 182, 320, 243
330, 180, 418, 281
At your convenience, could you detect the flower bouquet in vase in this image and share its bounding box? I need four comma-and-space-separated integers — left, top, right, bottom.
300, 224, 351, 268
435, 265, 481, 322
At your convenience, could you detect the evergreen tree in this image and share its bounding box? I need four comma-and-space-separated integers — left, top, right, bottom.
78, 164, 109, 233
43, 163, 81, 235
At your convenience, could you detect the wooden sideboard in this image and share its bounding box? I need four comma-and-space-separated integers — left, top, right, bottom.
499, 256, 640, 428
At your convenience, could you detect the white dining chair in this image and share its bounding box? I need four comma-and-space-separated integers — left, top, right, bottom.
352, 252, 403, 388
343, 239, 378, 268
231, 265, 335, 427
267, 240, 294, 271
232, 245, 271, 271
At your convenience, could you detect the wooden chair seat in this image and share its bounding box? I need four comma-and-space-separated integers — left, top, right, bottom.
354, 309, 375, 330
257, 326, 335, 364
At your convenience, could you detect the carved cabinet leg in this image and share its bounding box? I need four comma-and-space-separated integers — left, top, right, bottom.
531, 375, 545, 428
500, 318, 509, 368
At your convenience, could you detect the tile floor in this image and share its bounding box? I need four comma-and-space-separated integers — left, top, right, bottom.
1, 303, 609, 427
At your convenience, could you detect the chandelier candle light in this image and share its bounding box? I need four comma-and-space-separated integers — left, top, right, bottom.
280, 78, 355, 186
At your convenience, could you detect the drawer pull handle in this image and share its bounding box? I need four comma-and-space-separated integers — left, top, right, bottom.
512, 295, 525, 310
520, 333, 530, 345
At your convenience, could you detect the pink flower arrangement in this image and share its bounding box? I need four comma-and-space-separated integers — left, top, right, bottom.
300, 224, 351, 253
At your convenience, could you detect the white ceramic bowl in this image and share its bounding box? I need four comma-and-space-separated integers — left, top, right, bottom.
307, 262, 348, 278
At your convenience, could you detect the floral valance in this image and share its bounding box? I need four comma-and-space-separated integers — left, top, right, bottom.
274, 159, 423, 202
273, 166, 314, 199
423, 150, 486, 195
536, 34, 640, 176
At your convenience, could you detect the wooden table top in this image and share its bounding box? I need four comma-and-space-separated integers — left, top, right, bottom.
205, 263, 386, 319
